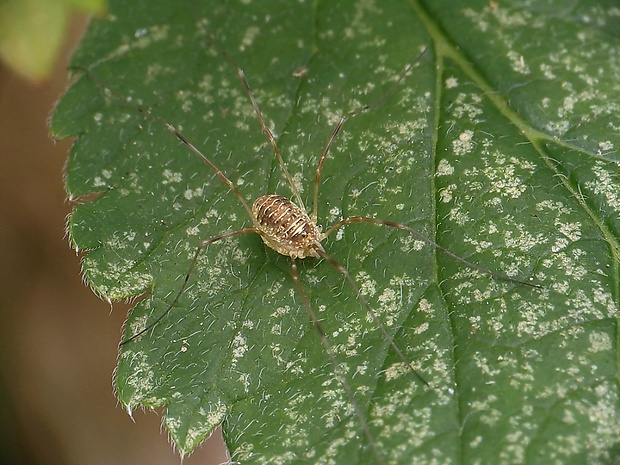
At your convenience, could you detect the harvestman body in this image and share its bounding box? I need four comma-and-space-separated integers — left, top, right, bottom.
79, 45, 539, 463
253, 195, 323, 259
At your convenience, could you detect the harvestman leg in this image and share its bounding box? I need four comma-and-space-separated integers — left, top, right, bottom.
216, 46, 307, 211
311, 51, 428, 221
121, 227, 258, 345
289, 258, 383, 456
324, 218, 542, 289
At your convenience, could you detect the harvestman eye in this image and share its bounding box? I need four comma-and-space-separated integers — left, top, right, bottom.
76, 43, 540, 463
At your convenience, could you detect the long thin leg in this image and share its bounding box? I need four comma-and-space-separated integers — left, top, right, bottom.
315, 249, 429, 387
121, 227, 258, 345
312, 48, 429, 221
289, 257, 385, 463
235, 67, 306, 212
73, 65, 255, 219
324, 216, 542, 289
212, 45, 306, 211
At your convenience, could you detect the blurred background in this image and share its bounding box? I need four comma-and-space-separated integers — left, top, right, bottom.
0, 15, 228, 465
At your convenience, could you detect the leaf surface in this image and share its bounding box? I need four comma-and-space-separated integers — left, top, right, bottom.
51, 0, 620, 463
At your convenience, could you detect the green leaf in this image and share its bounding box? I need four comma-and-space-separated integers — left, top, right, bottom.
51, 0, 620, 463
0, 0, 106, 82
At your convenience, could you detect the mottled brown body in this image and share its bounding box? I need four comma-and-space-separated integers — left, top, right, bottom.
252, 194, 324, 259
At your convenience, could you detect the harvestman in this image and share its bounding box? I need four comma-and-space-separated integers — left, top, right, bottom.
78, 45, 539, 462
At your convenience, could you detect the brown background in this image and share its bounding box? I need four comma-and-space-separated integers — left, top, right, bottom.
0, 16, 228, 465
